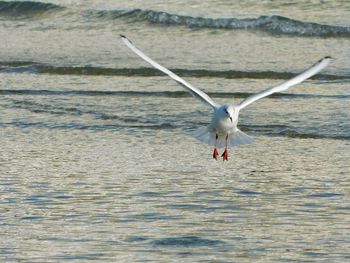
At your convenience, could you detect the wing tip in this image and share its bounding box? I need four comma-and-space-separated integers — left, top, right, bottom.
317, 56, 332, 66
322, 56, 332, 62
120, 34, 132, 43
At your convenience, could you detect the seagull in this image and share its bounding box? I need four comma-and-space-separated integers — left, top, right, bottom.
120, 35, 331, 161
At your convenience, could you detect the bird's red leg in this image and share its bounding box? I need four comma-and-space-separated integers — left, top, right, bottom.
221, 134, 229, 161
213, 134, 219, 160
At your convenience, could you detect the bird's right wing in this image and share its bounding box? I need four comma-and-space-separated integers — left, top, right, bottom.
121, 35, 219, 109
236, 57, 331, 111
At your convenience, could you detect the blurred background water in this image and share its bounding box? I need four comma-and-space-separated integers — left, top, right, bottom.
0, 0, 349, 262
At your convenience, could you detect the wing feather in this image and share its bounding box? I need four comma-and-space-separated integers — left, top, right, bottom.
121, 35, 219, 109
237, 57, 331, 111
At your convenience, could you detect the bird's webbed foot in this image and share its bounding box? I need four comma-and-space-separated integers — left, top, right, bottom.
221, 148, 228, 161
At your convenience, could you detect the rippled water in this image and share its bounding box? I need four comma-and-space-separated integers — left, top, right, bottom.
1, 0, 350, 262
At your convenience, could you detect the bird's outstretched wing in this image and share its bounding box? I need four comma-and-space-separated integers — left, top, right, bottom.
121, 35, 219, 109
236, 57, 331, 111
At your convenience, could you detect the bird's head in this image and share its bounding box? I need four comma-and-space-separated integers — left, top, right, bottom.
221, 105, 234, 122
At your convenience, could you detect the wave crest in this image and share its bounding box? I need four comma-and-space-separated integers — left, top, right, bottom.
1, 2, 349, 38
0, 1, 63, 17
102, 9, 350, 38
1, 61, 347, 81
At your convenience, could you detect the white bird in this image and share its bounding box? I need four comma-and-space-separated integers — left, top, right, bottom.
121, 35, 331, 161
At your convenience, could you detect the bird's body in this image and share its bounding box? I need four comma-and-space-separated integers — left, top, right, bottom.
211, 105, 238, 135
191, 104, 252, 159
207, 105, 240, 143
120, 35, 331, 161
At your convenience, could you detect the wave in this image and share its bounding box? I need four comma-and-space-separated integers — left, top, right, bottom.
0, 1, 63, 17
275, 129, 350, 140
0, 1, 348, 38
3, 97, 349, 140
239, 124, 350, 140
1, 61, 348, 81
1, 89, 349, 100
1, 118, 349, 141
0, 120, 175, 131
96, 9, 350, 38
151, 236, 225, 247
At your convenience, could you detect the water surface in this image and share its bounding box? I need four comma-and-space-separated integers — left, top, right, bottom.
0, 0, 350, 262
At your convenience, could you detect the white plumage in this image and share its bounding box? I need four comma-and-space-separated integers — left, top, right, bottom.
121, 35, 331, 159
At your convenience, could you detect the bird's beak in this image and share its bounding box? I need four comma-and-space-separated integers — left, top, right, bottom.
229, 117, 233, 122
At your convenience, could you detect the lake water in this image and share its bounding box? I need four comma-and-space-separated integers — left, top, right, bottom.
0, 0, 350, 262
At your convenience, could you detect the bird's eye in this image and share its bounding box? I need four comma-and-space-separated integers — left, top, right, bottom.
224, 109, 228, 114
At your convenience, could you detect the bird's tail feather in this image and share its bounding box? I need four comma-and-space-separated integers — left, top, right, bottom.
190, 126, 216, 146
190, 127, 253, 148
229, 129, 254, 147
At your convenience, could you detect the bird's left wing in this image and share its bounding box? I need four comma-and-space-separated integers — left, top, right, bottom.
236, 57, 331, 111
121, 35, 219, 109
